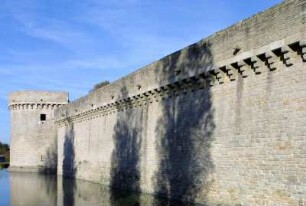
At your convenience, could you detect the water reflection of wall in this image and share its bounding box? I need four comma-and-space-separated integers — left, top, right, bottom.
8, 170, 205, 206
10, 172, 57, 205
56, 175, 158, 206
57, 176, 109, 206
10, 172, 112, 206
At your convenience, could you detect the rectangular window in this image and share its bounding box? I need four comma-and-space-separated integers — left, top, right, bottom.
40, 114, 46, 121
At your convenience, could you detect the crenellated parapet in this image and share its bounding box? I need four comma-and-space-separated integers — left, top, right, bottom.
8, 103, 66, 111
8, 91, 68, 111
56, 38, 306, 126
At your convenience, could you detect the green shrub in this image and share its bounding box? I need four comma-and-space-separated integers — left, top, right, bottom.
89, 81, 110, 93
0, 142, 9, 163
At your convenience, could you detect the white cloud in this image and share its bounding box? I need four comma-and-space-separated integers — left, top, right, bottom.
0, 0, 283, 144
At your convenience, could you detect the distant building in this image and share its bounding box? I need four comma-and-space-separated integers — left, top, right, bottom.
0, 155, 5, 163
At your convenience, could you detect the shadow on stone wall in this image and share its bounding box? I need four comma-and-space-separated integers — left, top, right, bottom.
62, 122, 76, 177
62, 122, 77, 206
109, 41, 216, 205
38, 125, 58, 174
39, 145, 57, 174
110, 87, 142, 206
153, 42, 216, 205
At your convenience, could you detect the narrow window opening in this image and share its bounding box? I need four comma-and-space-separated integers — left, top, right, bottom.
40, 114, 46, 121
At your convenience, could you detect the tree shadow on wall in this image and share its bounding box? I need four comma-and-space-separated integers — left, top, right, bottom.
153, 42, 216, 205
39, 145, 58, 174
62, 122, 77, 206
110, 86, 142, 206
38, 129, 58, 174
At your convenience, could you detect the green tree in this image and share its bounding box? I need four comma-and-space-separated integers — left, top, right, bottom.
0, 142, 10, 162
89, 80, 110, 93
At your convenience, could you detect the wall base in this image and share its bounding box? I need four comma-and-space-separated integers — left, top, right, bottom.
8, 166, 57, 174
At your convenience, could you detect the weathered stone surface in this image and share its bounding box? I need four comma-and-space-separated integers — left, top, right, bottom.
8, 0, 306, 205
8, 91, 68, 172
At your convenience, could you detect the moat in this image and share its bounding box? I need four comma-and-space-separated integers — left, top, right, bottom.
0, 169, 204, 206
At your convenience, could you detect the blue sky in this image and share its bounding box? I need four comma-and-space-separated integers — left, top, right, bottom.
0, 0, 282, 144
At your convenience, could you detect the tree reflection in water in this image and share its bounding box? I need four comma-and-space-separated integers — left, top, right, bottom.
5, 170, 205, 206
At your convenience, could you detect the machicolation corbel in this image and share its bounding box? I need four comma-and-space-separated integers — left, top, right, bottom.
237, 60, 251, 78
280, 46, 295, 66
299, 40, 306, 61
249, 56, 265, 74
223, 64, 239, 81
265, 51, 280, 71
210, 68, 225, 84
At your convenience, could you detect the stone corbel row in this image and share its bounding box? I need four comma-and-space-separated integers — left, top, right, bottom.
56, 79, 210, 126
208, 40, 306, 84
57, 106, 115, 126
56, 39, 306, 125
9, 103, 65, 111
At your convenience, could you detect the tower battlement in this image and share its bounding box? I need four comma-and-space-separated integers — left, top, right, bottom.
8, 91, 68, 110
8, 91, 69, 173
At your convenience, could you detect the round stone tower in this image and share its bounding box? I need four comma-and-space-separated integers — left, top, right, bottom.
8, 91, 69, 172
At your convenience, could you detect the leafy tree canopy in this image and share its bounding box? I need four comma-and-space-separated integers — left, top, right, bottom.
0, 142, 10, 162
89, 81, 110, 93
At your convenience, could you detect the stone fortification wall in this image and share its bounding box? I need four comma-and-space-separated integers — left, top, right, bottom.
9, 91, 68, 172
55, 0, 306, 205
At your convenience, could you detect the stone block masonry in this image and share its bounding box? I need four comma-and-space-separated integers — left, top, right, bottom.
8, 91, 68, 173
54, 0, 306, 205
9, 0, 306, 205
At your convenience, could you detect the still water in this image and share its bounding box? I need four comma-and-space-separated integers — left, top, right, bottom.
0, 169, 204, 206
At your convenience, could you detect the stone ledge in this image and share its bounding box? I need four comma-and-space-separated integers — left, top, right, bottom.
55, 37, 306, 126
